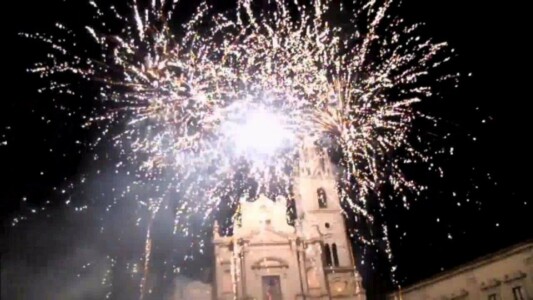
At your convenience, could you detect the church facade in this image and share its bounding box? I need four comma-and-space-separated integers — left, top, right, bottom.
212, 140, 366, 300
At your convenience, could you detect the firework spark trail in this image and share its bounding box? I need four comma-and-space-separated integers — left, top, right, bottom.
140, 221, 152, 300
24, 0, 457, 294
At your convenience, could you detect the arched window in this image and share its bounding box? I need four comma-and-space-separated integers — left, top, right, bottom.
332, 243, 340, 267
317, 188, 327, 208
324, 244, 332, 267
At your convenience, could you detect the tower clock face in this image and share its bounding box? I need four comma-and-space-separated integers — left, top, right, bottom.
331, 281, 347, 295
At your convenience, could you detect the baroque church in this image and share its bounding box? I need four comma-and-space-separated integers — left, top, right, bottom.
174, 140, 533, 300
211, 139, 366, 300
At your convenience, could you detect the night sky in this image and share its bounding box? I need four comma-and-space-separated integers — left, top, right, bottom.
1, 0, 531, 299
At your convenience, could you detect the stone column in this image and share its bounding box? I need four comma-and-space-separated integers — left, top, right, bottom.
241, 240, 247, 299
233, 240, 244, 300
296, 239, 309, 298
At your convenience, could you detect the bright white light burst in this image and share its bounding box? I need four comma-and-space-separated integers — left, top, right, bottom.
230, 108, 293, 157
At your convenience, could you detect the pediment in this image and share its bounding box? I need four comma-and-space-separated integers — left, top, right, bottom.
251, 257, 290, 269
242, 227, 295, 244
480, 278, 501, 290
503, 271, 526, 283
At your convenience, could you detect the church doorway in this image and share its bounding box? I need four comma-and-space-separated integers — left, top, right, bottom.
261, 275, 282, 300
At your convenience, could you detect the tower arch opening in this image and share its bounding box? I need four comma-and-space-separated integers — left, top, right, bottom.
317, 188, 327, 208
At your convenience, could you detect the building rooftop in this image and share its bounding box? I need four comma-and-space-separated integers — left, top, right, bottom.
397, 239, 533, 294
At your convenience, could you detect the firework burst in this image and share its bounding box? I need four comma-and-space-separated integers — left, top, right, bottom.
23, 0, 457, 295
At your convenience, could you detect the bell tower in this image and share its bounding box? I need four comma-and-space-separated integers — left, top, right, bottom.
293, 136, 366, 299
